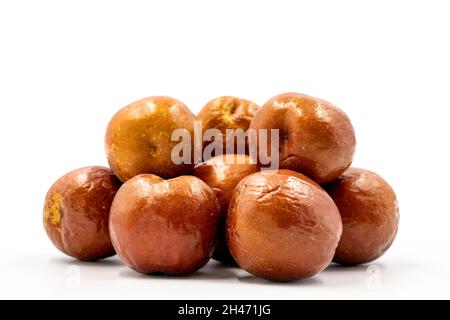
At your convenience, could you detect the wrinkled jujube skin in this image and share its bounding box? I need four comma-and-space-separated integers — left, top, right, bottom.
249, 93, 356, 184
43, 166, 121, 260
198, 96, 259, 158
227, 169, 342, 282
109, 174, 221, 275
325, 168, 399, 265
105, 96, 196, 182
193, 154, 259, 264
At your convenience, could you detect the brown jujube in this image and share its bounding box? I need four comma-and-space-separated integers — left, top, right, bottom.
325, 168, 399, 265
105, 96, 196, 182
109, 174, 221, 275
227, 169, 342, 282
194, 154, 259, 263
249, 93, 356, 184
43, 166, 121, 260
198, 96, 259, 157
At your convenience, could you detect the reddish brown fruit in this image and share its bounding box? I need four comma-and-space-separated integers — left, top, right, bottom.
249, 93, 356, 184
43, 166, 121, 260
325, 168, 399, 265
194, 154, 259, 264
198, 96, 259, 157
109, 174, 221, 275
105, 96, 196, 182
227, 169, 342, 282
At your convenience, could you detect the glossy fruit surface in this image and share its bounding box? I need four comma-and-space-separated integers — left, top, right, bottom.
105, 96, 196, 182
194, 154, 259, 263
43, 166, 120, 260
227, 169, 342, 281
198, 96, 258, 157
250, 93, 356, 184
326, 168, 399, 265
109, 174, 220, 274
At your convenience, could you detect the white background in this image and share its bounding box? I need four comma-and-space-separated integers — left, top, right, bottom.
0, 0, 449, 299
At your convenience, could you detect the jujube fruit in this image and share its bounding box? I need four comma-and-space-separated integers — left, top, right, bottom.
109, 174, 221, 275
250, 93, 356, 184
325, 168, 399, 265
227, 169, 342, 282
43, 166, 121, 260
194, 154, 259, 263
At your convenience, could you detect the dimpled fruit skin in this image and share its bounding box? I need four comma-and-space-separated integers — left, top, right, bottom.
198, 96, 259, 156
193, 154, 259, 264
109, 174, 221, 275
43, 166, 121, 260
326, 168, 399, 265
249, 92, 356, 184
105, 96, 196, 182
227, 169, 342, 282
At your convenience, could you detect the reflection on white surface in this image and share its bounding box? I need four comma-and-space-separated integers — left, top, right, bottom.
0, 249, 433, 299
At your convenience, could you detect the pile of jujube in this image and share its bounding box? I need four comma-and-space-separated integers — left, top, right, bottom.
43, 93, 399, 282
